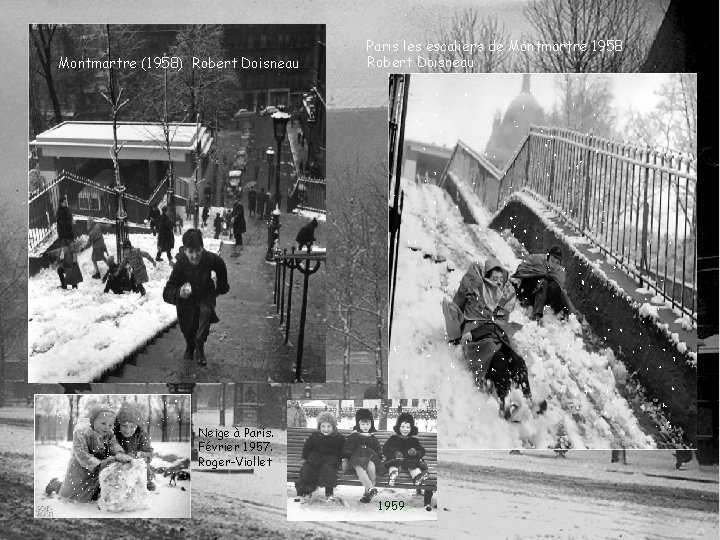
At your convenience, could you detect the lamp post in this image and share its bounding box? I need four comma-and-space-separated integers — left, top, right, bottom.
265, 147, 274, 193
265, 110, 290, 262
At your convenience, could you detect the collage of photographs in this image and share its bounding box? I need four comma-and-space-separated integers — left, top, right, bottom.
0, 1, 717, 539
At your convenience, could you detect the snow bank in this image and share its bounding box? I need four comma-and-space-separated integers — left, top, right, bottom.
391, 181, 657, 449
29, 232, 222, 382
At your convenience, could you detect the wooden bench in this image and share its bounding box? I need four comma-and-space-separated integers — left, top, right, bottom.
287, 428, 437, 507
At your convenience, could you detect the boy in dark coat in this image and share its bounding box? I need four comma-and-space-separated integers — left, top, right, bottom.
156, 206, 175, 263
342, 408, 386, 503
295, 411, 345, 503
295, 217, 318, 252
114, 402, 156, 491
248, 186, 257, 217
512, 245, 578, 322
382, 412, 429, 486
163, 229, 229, 366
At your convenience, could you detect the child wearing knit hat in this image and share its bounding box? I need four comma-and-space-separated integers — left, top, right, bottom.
382, 412, 429, 486
114, 402, 156, 491
51, 404, 131, 502
341, 408, 387, 503
295, 411, 345, 503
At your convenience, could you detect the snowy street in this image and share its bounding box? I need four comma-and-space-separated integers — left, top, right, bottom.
390, 180, 674, 449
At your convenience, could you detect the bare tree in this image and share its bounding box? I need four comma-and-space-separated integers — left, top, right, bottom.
427, 10, 510, 73
548, 74, 617, 137
30, 24, 64, 125
524, 0, 649, 72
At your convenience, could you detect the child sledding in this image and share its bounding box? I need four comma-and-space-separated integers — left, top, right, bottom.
443, 257, 547, 421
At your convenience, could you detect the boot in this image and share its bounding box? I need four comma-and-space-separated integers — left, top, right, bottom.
194, 342, 206, 366
183, 342, 194, 361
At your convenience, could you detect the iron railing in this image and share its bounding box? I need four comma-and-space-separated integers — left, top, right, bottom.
497, 126, 697, 321
294, 176, 326, 213
29, 170, 170, 252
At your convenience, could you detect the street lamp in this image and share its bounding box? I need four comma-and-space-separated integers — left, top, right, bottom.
265, 110, 290, 262
265, 147, 274, 193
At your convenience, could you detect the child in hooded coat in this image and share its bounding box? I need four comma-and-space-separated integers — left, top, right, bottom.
113, 402, 156, 491
295, 411, 345, 502
83, 217, 109, 278
50, 239, 83, 289
53, 404, 131, 502
382, 412, 429, 486
341, 408, 387, 503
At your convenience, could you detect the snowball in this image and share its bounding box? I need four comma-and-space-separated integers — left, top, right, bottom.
98, 459, 151, 512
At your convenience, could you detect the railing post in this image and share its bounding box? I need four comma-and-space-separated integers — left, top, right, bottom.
284, 248, 296, 345
279, 250, 287, 325
581, 135, 594, 230
548, 129, 556, 202
640, 149, 651, 275
274, 255, 280, 306
294, 257, 322, 382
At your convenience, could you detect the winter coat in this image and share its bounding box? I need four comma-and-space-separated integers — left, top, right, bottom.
114, 426, 154, 462
163, 250, 229, 334
103, 261, 132, 294
382, 435, 428, 471
302, 431, 345, 468
51, 246, 83, 286
342, 432, 386, 474
232, 204, 246, 236
295, 222, 317, 246
256, 193, 265, 215
157, 214, 175, 251
118, 248, 154, 285
84, 224, 108, 262
56, 205, 75, 241
248, 190, 257, 209
213, 215, 223, 232
59, 426, 124, 502
452, 258, 517, 338
202, 207, 210, 220
512, 254, 577, 315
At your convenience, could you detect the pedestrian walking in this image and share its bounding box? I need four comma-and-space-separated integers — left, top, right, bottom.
213, 213, 223, 239
202, 206, 209, 228
248, 186, 257, 217
162, 229, 230, 366
232, 202, 246, 246
225, 210, 233, 240
156, 206, 175, 263
295, 217, 318, 252
257, 188, 266, 219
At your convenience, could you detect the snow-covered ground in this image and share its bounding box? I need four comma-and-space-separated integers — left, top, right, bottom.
390, 180, 658, 450
34, 441, 191, 518
286, 484, 437, 521
28, 230, 222, 382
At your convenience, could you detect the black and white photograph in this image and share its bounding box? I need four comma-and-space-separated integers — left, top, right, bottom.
389, 73, 697, 451
287, 399, 438, 520
34, 392, 191, 518
27, 24, 326, 384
